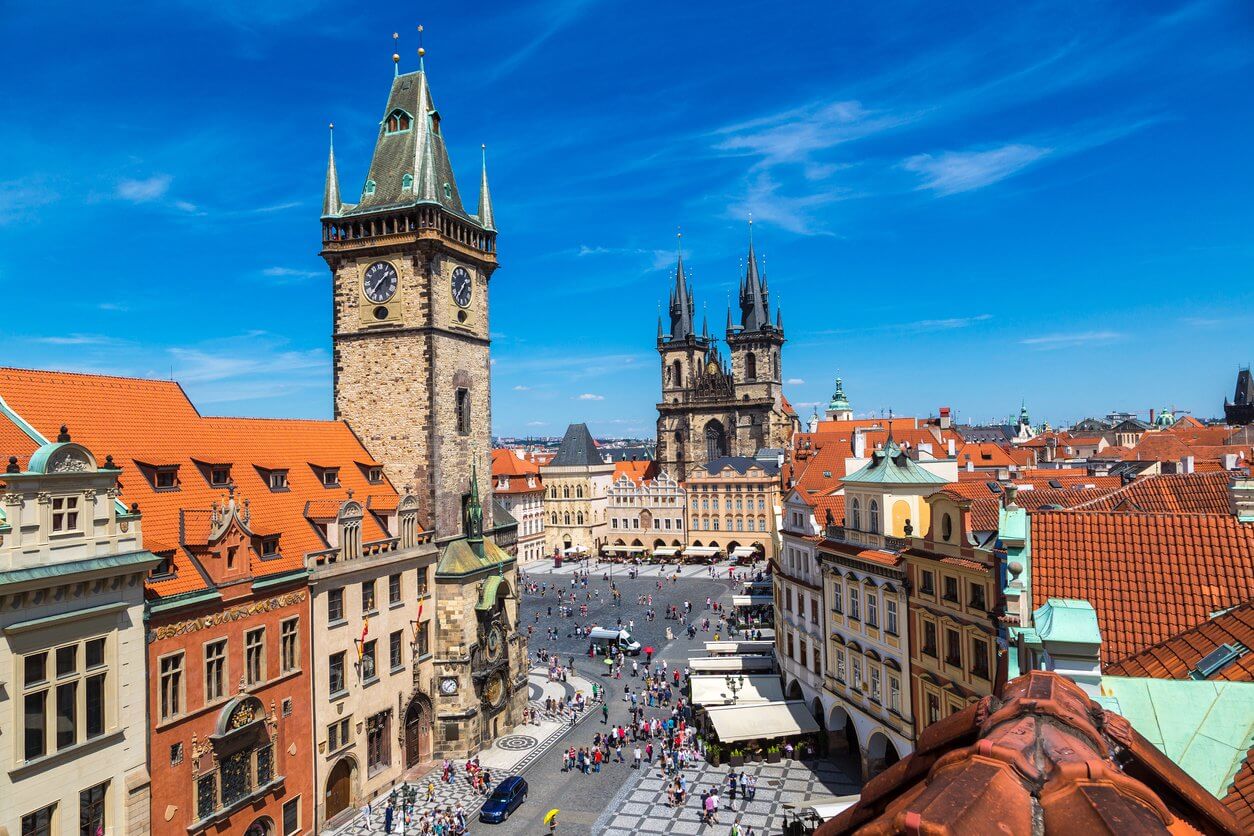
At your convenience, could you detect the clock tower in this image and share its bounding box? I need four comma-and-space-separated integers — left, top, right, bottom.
321, 49, 526, 757
320, 52, 497, 538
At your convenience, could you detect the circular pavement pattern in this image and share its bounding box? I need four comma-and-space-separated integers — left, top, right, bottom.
496, 734, 538, 751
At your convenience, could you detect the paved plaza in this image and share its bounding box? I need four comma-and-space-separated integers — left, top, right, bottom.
330, 565, 859, 835
595, 757, 861, 836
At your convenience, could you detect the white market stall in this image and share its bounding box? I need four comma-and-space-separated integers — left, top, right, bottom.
704, 640, 776, 656
703, 699, 820, 743
687, 655, 776, 674
689, 674, 785, 707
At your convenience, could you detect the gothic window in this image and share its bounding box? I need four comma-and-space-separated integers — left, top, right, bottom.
455, 388, 471, 436
870, 500, 880, 532
385, 109, 412, 134
551, 513, 557, 525
704, 420, 728, 463
745, 352, 757, 381
672, 360, 682, 386
576, 512, 584, 525
850, 498, 861, 530
576, 485, 584, 498
563, 513, 571, 525
773, 352, 780, 379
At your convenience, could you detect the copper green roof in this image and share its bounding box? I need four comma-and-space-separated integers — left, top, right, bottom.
435, 535, 512, 578
828, 377, 850, 412
476, 574, 508, 611
842, 438, 949, 486
332, 67, 486, 228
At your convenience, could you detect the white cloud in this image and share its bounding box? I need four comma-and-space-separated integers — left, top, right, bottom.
526, 420, 548, 427
576, 393, 605, 401
786, 378, 806, 385
902, 144, 1051, 196
33, 333, 128, 347
262, 266, 321, 281
116, 175, 172, 203
97, 302, 129, 312
730, 172, 844, 237
512, 385, 531, 391
1019, 331, 1123, 350
713, 99, 911, 172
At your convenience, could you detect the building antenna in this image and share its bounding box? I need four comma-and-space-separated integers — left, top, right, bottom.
393, 32, 400, 75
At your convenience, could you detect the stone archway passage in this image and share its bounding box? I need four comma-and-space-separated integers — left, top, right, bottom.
325, 758, 355, 821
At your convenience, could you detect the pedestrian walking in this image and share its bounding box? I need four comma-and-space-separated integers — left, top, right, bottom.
384, 802, 394, 834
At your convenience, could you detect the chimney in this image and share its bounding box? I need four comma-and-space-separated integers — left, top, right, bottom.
854, 429, 866, 459
1223, 452, 1238, 470
966, 460, 974, 472
947, 438, 956, 458
1181, 455, 1195, 474
1231, 477, 1254, 523
939, 406, 952, 430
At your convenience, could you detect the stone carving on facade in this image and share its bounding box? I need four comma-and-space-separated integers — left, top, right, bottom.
151, 591, 307, 641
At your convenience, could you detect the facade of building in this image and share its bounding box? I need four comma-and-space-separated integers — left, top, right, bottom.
684, 456, 780, 558
307, 495, 436, 828
813, 437, 952, 780
321, 54, 525, 757
541, 424, 613, 555
0, 435, 158, 836
490, 449, 545, 564
655, 232, 796, 479
902, 491, 1003, 738
605, 464, 686, 551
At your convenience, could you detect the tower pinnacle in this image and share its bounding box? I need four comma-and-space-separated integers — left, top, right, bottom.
322, 122, 341, 217
478, 144, 496, 230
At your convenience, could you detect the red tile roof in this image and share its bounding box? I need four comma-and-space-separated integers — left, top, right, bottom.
612, 459, 658, 485
1071, 472, 1235, 515
1103, 600, 1254, 682
955, 442, 1018, 469
0, 367, 403, 599
1031, 510, 1254, 665
1224, 749, 1254, 834
818, 670, 1241, 835
491, 448, 545, 494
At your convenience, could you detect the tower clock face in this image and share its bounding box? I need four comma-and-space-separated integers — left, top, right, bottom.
451, 266, 472, 308
362, 261, 398, 303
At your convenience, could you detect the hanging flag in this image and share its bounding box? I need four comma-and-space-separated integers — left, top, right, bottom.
359, 615, 369, 659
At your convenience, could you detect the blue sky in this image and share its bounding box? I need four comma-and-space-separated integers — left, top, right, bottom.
2, 1, 1252, 437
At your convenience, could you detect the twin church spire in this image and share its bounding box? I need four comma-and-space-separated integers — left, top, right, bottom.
321, 40, 494, 231
662, 222, 783, 344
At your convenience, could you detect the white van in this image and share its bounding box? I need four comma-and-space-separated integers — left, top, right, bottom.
588, 627, 642, 656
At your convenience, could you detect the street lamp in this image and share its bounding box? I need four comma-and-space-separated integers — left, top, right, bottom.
724, 673, 746, 704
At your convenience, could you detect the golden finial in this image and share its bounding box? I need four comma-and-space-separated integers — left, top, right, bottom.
417, 23, 426, 59
392, 31, 400, 67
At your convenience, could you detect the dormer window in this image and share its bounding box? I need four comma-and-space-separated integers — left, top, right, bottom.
367, 467, 383, 484
402, 174, 413, 192
153, 466, 179, 490
364, 180, 377, 196
210, 466, 231, 487
442, 183, 452, 200
51, 496, 80, 533
321, 467, 340, 487
385, 109, 412, 134
260, 537, 280, 557
268, 470, 289, 491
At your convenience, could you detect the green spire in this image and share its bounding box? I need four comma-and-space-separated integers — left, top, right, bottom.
467, 453, 484, 557
322, 123, 341, 217
477, 144, 495, 231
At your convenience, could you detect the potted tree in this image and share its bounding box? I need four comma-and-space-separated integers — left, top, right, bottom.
729, 747, 746, 767
766, 745, 781, 764
707, 743, 722, 767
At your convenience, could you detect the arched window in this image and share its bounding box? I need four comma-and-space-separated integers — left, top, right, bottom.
851, 498, 861, 531
745, 352, 757, 380
672, 359, 682, 387
385, 109, 413, 134
704, 420, 728, 463
551, 513, 558, 525
870, 500, 880, 532
576, 485, 584, 498
576, 512, 584, 525
563, 486, 570, 499
563, 512, 571, 525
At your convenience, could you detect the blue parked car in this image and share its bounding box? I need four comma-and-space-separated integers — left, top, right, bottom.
478, 776, 528, 823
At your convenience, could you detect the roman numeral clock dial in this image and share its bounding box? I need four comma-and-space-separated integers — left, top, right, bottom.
451, 266, 472, 308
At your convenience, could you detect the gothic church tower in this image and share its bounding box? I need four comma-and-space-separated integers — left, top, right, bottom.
656, 225, 796, 478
